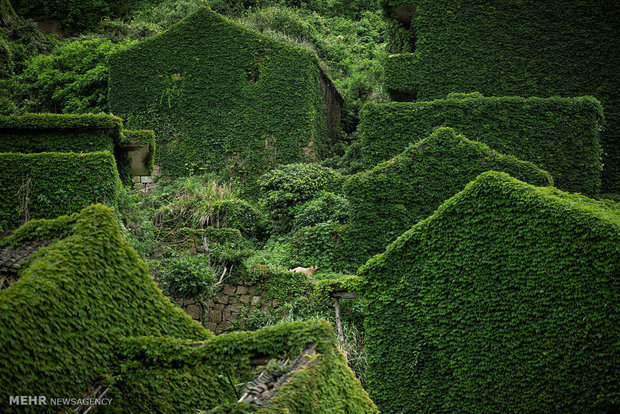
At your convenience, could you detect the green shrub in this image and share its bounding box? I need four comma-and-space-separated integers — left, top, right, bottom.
359, 96, 603, 195
0, 151, 121, 230
343, 127, 553, 270
380, 0, 619, 193
0, 14, 56, 80
159, 227, 250, 284
320, 139, 364, 175
360, 171, 620, 412
292, 191, 349, 231
158, 254, 216, 300
213, 198, 266, 239
258, 163, 343, 233
109, 7, 333, 189
8, 37, 127, 114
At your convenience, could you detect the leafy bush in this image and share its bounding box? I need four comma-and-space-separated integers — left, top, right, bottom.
8, 37, 128, 114
292, 191, 349, 231
320, 139, 364, 175
158, 254, 217, 300
213, 198, 266, 240
258, 163, 343, 233
0, 15, 56, 80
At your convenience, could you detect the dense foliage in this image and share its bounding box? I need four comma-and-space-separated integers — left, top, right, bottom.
5, 37, 126, 114
343, 126, 553, 270
1, 1, 618, 411
381, 0, 620, 193
291, 191, 349, 231
10, 0, 150, 33
0, 12, 56, 82
258, 163, 343, 233
359, 95, 603, 195
360, 172, 620, 412
158, 253, 216, 300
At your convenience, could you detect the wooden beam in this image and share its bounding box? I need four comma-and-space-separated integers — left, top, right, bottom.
330, 291, 357, 299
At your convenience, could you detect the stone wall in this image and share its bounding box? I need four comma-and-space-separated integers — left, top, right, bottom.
178, 282, 277, 334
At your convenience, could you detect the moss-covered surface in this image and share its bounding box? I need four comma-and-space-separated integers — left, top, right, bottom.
109, 7, 332, 192
0, 205, 376, 413
380, 0, 620, 192
0, 112, 122, 153
360, 171, 620, 412
0, 151, 121, 230
343, 127, 553, 270
0, 113, 155, 186
0, 205, 213, 412
359, 96, 603, 195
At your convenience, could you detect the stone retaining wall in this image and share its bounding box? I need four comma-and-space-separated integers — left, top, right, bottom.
178, 282, 277, 333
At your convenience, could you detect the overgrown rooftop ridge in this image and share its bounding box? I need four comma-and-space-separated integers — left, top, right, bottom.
360, 171, 620, 413
359, 95, 604, 196
343, 126, 553, 270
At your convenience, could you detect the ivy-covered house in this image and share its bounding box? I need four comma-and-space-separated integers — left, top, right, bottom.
109, 6, 342, 191
0, 113, 155, 230
380, 0, 620, 193
360, 171, 620, 413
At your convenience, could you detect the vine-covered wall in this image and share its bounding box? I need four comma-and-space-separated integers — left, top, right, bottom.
0, 151, 121, 230
359, 95, 603, 195
360, 171, 620, 412
344, 127, 553, 271
109, 7, 336, 193
0, 113, 155, 187
380, 0, 620, 193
